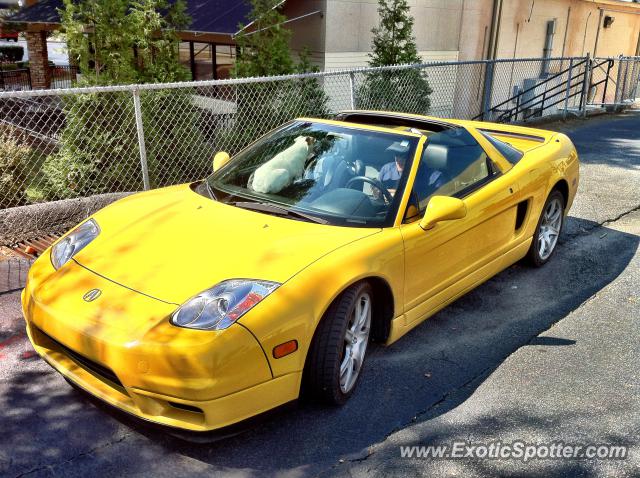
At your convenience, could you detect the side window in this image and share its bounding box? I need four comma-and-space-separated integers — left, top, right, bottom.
406, 128, 495, 220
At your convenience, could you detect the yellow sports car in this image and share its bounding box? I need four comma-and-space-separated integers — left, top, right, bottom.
22, 111, 579, 432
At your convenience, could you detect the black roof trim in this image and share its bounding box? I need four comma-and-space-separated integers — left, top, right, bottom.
5, 0, 252, 36
335, 111, 455, 133
477, 128, 545, 143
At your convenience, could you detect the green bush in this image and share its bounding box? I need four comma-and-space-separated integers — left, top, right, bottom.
141, 88, 213, 187
0, 45, 24, 63
37, 91, 140, 200
38, 88, 213, 200
35, 0, 212, 199
0, 128, 34, 208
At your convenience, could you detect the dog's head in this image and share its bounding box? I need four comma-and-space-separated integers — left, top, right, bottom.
295, 135, 316, 149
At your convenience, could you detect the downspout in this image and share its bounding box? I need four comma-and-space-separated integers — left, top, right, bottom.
561, 6, 571, 57
593, 8, 604, 58
481, 0, 503, 119
486, 0, 504, 60
581, 11, 592, 56
457, 0, 466, 55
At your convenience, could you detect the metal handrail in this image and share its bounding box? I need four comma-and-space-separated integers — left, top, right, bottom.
589, 59, 615, 104
521, 84, 585, 121
475, 57, 616, 122
473, 58, 589, 120
497, 73, 588, 122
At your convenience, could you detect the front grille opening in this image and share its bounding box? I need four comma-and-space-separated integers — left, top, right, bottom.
168, 401, 203, 414
33, 326, 126, 393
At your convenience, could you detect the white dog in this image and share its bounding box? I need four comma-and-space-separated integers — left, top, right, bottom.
251, 136, 315, 194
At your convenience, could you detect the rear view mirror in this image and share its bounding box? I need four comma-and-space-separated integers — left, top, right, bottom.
419, 196, 467, 230
213, 151, 231, 172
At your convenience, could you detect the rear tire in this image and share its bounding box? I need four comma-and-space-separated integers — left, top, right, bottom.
526, 190, 565, 267
303, 282, 373, 405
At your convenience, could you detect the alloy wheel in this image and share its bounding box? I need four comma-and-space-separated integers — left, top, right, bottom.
339, 292, 371, 393
538, 197, 563, 260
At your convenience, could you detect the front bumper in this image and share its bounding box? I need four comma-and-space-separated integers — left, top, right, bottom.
22, 255, 300, 432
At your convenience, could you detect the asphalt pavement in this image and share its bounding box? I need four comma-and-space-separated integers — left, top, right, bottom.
0, 110, 638, 478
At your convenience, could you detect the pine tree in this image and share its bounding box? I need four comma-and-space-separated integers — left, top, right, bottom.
369, 0, 422, 66
357, 0, 432, 114
62, 0, 191, 85
233, 0, 295, 78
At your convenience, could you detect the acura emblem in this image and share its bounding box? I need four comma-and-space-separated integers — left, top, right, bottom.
83, 289, 102, 302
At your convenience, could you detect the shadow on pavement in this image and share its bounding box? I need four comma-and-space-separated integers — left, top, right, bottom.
559, 110, 640, 171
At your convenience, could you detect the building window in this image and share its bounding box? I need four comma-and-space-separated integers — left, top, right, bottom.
215, 44, 236, 79
178, 41, 237, 81
192, 42, 214, 80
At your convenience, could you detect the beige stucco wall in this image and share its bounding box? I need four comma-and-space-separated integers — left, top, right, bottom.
285, 0, 640, 68
284, 0, 327, 68
324, 0, 464, 62
283, 0, 639, 116
494, 0, 640, 59
458, 0, 495, 61
489, 0, 640, 106
287, 0, 470, 70
323, 49, 459, 70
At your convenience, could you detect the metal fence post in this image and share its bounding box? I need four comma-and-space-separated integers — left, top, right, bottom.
601, 59, 613, 104
349, 72, 356, 109
481, 60, 495, 121
614, 56, 624, 105
563, 58, 574, 119
631, 59, 640, 100
580, 54, 591, 117
620, 58, 630, 103
132, 88, 151, 190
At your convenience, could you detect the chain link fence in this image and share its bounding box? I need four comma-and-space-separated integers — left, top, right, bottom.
1, 55, 639, 257
588, 56, 640, 106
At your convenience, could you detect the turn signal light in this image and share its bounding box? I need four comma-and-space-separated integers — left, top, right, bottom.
273, 340, 298, 359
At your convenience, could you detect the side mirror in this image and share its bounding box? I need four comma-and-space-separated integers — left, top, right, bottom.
419, 196, 467, 230
212, 151, 231, 172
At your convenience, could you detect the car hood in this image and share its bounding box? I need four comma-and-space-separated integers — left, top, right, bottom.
73, 184, 380, 305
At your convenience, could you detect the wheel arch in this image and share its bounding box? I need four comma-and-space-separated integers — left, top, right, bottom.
300, 275, 395, 397
551, 178, 569, 207
311, 275, 395, 345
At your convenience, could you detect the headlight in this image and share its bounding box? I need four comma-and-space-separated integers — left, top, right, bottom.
51, 219, 100, 269
171, 279, 280, 331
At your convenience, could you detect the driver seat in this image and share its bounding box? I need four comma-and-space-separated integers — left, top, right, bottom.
323, 158, 365, 190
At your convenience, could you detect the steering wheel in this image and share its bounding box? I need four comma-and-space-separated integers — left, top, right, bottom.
346, 176, 394, 204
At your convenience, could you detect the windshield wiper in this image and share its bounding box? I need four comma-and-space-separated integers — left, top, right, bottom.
231, 201, 328, 224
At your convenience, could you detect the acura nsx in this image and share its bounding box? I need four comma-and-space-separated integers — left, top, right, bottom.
22, 111, 579, 432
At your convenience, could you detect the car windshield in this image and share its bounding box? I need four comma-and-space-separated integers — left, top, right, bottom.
208, 121, 420, 227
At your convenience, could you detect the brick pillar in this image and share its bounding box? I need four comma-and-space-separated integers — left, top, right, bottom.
25, 31, 51, 89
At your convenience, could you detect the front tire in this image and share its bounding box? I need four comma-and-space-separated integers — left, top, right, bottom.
527, 190, 564, 267
303, 282, 373, 405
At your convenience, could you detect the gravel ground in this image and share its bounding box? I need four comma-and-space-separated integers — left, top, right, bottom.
0, 111, 638, 478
